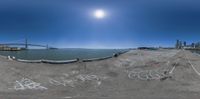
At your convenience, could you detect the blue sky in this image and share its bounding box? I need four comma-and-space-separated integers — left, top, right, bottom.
0, 0, 200, 48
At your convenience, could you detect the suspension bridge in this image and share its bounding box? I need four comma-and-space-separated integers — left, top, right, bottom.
0, 39, 57, 50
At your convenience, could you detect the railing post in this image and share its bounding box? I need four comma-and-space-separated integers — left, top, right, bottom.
46, 44, 49, 49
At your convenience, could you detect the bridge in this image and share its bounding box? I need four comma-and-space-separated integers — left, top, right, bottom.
0, 39, 57, 49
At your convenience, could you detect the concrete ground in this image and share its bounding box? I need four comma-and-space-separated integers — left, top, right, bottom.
0, 49, 200, 99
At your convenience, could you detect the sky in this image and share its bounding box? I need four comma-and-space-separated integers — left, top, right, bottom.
0, 0, 200, 48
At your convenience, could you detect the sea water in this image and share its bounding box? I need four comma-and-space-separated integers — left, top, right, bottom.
0, 48, 129, 60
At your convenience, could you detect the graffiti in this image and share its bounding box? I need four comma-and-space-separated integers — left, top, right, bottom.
49, 71, 107, 88
12, 78, 47, 90
49, 78, 75, 87
127, 69, 170, 80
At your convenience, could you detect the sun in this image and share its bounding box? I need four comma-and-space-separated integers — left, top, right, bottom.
94, 9, 105, 19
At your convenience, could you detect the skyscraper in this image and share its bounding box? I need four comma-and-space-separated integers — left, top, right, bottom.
183, 41, 186, 47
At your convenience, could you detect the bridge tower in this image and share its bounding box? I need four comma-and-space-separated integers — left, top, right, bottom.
25, 38, 28, 49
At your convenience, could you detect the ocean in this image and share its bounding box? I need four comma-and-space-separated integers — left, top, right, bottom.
0, 48, 129, 60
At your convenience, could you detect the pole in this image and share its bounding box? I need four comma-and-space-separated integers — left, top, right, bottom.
25, 38, 28, 49
46, 44, 49, 49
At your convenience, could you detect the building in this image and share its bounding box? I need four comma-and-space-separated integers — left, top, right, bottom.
175, 40, 183, 49
183, 41, 186, 47
0, 45, 21, 51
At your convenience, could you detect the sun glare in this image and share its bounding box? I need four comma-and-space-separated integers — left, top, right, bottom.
94, 9, 105, 19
